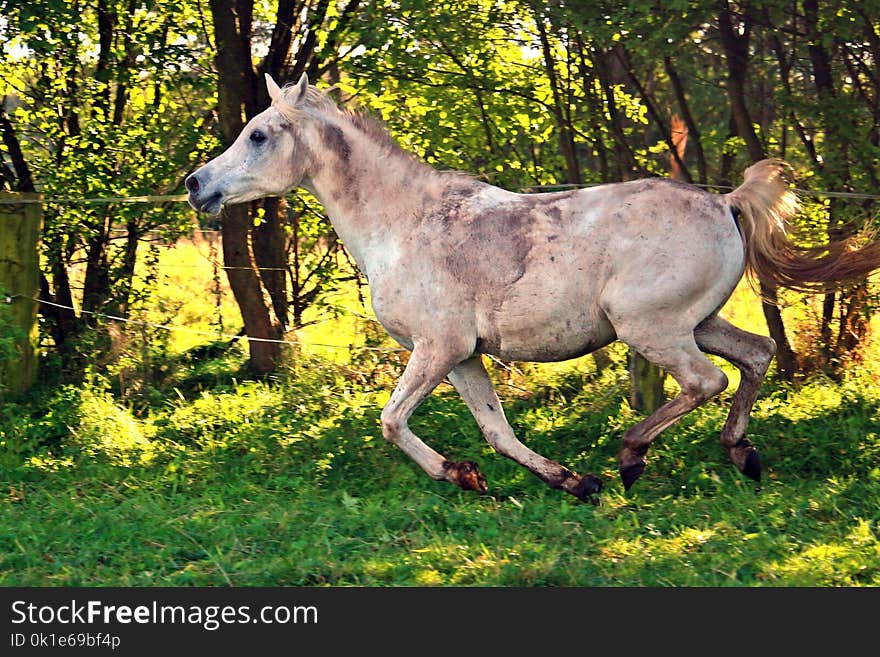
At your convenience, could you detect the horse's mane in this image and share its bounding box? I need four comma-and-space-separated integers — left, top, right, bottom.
279, 83, 409, 156
277, 82, 476, 191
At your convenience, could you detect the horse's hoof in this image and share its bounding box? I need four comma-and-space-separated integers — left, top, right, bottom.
619, 462, 646, 491
730, 438, 761, 482
568, 473, 603, 502
576, 474, 603, 505
444, 460, 488, 493
742, 449, 761, 482
618, 444, 649, 491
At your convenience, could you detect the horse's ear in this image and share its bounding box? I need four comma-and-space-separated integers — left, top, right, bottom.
265, 73, 283, 103
293, 72, 309, 102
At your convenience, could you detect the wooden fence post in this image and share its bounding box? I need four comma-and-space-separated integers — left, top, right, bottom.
0, 192, 42, 396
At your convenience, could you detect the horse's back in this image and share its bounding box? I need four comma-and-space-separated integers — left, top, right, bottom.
373, 176, 745, 361
469, 178, 745, 360
446, 177, 744, 300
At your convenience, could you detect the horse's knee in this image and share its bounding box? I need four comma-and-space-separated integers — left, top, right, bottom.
380, 408, 402, 442
758, 335, 776, 358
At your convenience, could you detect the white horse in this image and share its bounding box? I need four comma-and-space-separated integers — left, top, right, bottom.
187, 74, 880, 499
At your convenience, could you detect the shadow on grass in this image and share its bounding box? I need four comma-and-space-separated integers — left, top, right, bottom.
1, 368, 878, 586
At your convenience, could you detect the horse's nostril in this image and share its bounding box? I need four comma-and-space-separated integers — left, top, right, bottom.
185, 175, 200, 194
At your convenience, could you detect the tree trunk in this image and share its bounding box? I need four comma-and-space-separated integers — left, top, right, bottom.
617, 48, 692, 182
664, 55, 707, 184
804, 0, 870, 376
210, 0, 282, 372
115, 218, 140, 317
221, 204, 281, 373
43, 237, 78, 357
593, 47, 640, 180
629, 350, 665, 414
718, 4, 765, 163
760, 286, 796, 380
81, 213, 112, 315
574, 33, 610, 183
718, 1, 797, 380
534, 11, 581, 185
81, 2, 117, 317
252, 197, 289, 329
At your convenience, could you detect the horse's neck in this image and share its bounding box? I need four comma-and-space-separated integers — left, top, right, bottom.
302, 122, 440, 278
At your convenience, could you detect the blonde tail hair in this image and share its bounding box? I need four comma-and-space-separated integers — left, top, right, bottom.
726, 158, 880, 293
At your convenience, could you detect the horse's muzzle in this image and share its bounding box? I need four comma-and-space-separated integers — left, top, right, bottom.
185, 173, 223, 214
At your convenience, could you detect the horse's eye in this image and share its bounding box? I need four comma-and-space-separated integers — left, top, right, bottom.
250, 130, 267, 145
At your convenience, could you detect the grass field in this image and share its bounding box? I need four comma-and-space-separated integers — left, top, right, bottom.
1, 240, 879, 586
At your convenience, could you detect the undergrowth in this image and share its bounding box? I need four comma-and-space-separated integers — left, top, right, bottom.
1, 340, 878, 587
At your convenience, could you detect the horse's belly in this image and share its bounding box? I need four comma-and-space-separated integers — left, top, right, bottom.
476, 284, 616, 362
488, 325, 616, 362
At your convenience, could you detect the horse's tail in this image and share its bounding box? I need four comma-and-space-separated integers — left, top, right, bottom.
726, 158, 880, 293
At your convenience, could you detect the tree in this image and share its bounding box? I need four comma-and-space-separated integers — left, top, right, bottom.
4, 0, 878, 383
716, 1, 798, 379
0, 0, 216, 368
207, 0, 364, 373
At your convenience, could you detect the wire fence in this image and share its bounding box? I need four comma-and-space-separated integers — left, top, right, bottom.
3, 184, 880, 204
0, 194, 188, 205
5, 293, 406, 354
0, 200, 394, 353
2, 176, 879, 355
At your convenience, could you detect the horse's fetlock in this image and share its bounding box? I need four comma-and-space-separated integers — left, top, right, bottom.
570, 473, 603, 499
443, 460, 488, 492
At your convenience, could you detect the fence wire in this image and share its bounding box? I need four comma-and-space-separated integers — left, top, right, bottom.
4, 294, 405, 354
2, 178, 877, 355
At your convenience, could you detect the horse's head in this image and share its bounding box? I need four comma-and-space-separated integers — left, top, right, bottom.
186, 73, 312, 214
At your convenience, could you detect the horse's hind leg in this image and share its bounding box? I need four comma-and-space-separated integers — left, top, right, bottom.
614, 334, 729, 490
695, 314, 777, 482
381, 340, 488, 493
447, 357, 603, 501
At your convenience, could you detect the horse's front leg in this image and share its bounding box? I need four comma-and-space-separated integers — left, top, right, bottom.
447, 356, 602, 501
380, 340, 488, 493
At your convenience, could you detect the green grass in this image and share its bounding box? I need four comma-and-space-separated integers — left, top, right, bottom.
2, 243, 879, 587
1, 347, 879, 587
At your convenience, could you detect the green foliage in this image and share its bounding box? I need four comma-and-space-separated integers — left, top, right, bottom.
2, 0, 877, 377
0, 0, 220, 369
346, 0, 569, 185
0, 301, 30, 397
